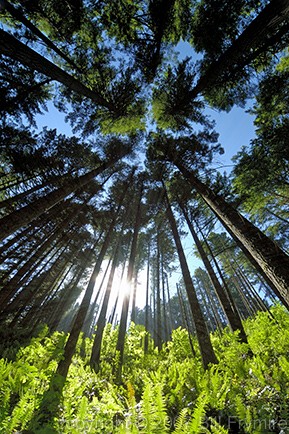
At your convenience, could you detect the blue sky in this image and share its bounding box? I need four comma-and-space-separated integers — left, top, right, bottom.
34, 44, 258, 308
36, 39, 257, 171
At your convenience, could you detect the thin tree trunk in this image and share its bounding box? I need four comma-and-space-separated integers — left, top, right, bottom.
90, 232, 123, 372
19, 244, 72, 328
49, 265, 86, 332
176, 283, 196, 356
155, 231, 163, 349
115, 180, 144, 382
83, 258, 111, 337
1, 0, 80, 71
161, 254, 169, 341
180, 204, 247, 342
165, 273, 173, 336
0, 153, 126, 243
130, 272, 138, 324
56, 173, 133, 379
164, 186, 218, 368
172, 159, 289, 309
195, 275, 223, 332
144, 243, 151, 353
0, 220, 73, 309
0, 29, 112, 108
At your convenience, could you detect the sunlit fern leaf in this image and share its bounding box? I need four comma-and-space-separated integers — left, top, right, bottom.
208, 417, 229, 433
139, 380, 169, 433
187, 393, 208, 433
173, 408, 191, 433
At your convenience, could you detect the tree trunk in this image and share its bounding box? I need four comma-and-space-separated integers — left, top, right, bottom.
144, 243, 151, 354
0, 153, 126, 243
164, 186, 218, 369
0, 219, 72, 309
19, 244, 71, 328
155, 231, 163, 349
180, 204, 247, 342
1, 0, 80, 71
165, 273, 173, 337
173, 160, 289, 309
161, 254, 169, 341
90, 233, 123, 372
56, 174, 132, 379
0, 29, 112, 108
49, 265, 86, 332
115, 180, 144, 382
176, 283, 196, 356
190, 0, 289, 97
130, 273, 138, 324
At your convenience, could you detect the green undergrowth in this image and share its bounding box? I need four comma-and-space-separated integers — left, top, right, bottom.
0, 306, 289, 433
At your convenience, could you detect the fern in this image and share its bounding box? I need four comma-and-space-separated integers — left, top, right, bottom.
208, 417, 229, 433
173, 408, 191, 433
187, 393, 208, 433
139, 380, 169, 433
0, 309, 289, 433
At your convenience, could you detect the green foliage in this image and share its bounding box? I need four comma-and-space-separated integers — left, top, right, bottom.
0, 307, 289, 432
152, 59, 210, 131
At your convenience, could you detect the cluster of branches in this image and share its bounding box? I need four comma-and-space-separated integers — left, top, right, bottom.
0, 0, 289, 429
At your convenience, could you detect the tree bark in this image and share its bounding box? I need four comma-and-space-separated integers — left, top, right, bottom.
0, 153, 126, 243
173, 159, 289, 309
164, 186, 218, 368
0, 29, 112, 108
180, 203, 247, 342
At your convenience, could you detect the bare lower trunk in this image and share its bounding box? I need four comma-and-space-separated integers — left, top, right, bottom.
173, 160, 289, 309
180, 203, 247, 342
0, 154, 125, 243
164, 186, 217, 369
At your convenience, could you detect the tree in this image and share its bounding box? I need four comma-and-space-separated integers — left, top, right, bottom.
115, 175, 144, 381
178, 201, 248, 343
163, 184, 218, 368
148, 134, 289, 308
0, 137, 131, 242
0, 29, 111, 108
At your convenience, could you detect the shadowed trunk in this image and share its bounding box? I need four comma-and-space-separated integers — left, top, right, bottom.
172, 159, 289, 309
0, 153, 126, 243
190, 0, 289, 97
0, 29, 112, 108
164, 186, 218, 369
179, 203, 247, 343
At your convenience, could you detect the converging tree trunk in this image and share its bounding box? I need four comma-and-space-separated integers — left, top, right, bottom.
179, 202, 248, 343
163, 185, 218, 368
172, 159, 289, 309
115, 179, 144, 382
0, 29, 111, 108
0, 153, 126, 243
90, 232, 123, 372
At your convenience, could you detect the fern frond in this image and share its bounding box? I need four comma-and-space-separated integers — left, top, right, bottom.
173, 408, 190, 433
188, 393, 208, 433
208, 417, 229, 433
139, 380, 169, 433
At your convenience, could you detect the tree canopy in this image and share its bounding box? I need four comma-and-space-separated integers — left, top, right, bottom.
0, 1, 289, 431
